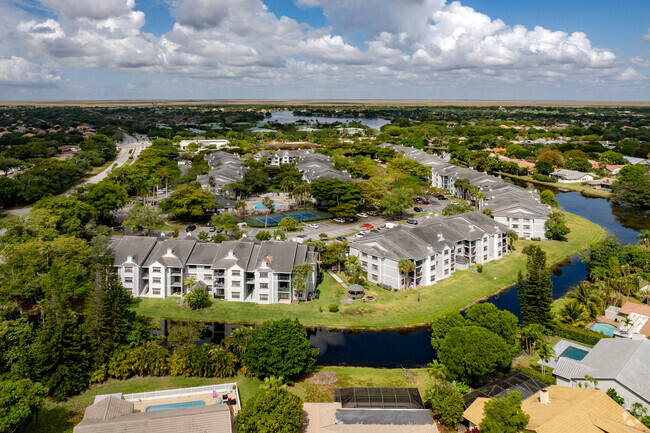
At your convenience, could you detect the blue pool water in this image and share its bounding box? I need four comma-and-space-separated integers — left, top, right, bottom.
145, 400, 206, 412
589, 322, 617, 337
253, 202, 279, 210
560, 346, 589, 361
255, 211, 321, 225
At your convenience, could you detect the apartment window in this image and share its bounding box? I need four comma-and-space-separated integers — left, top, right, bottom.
124, 277, 133, 283
371, 255, 377, 260
371, 274, 378, 281
231, 270, 240, 276
524, 218, 530, 222
430, 265, 436, 272
524, 225, 530, 230
483, 246, 488, 252
361, 261, 368, 267
259, 272, 268, 278
259, 283, 269, 289
512, 224, 519, 229
483, 255, 488, 261
152, 267, 161, 273
231, 280, 241, 287
204, 274, 212, 280
259, 294, 269, 301
372, 264, 378, 271
444, 269, 449, 275
152, 277, 161, 283
124, 267, 133, 273
444, 259, 449, 265
231, 292, 240, 299
512, 218, 519, 221
153, 288, 160, 295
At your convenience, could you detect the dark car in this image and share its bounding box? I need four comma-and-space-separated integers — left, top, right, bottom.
336, 236, 347, 242
209, 226, 217, 232
437, 194, 448, 200
414, 207, 423, 212
370, 229, 380, 234
185, 224, 197, 232
343, 216, 358, 223
406, 219, 418, 225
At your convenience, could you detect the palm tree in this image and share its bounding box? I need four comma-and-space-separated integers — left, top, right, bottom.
558, 299, 588, 326
426, 360, 447, 382
262, 196, 274, 229
344, 255, 364, 284
398, 258, 416, 290
535, 341, 555, 377
292, 181, 310, 209
182, 275, 196, 302
235, 200, 246, 217
507, 229, 518, 251
621, 316, 634, 335
566, 282, 604, 320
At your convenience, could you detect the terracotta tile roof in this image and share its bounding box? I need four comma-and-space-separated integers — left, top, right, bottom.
463, 387, 650, 433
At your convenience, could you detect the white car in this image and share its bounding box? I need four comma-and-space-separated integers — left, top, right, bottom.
354, 232, 365, 238
356, 213, 369, 218
307, 223, 319, 229
333, 218, 346, 223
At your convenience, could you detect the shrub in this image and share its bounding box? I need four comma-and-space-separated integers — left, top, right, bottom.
169, 344, 237, 378
185, 288, 212, 310
512, 365, 555, 386
328, 304, 339, 313
256, 230, 272, 241
477, 264, 483, 273
235, 388, 303, 433
552, 322, 609, 346
532, 174, 554, 182
108, 342, 170, 379
424, 380, 465, 427
233, 231, 244, 240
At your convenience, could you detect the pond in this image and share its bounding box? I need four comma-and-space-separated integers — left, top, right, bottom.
260, 110, 391, 130
156, 192, 648, 368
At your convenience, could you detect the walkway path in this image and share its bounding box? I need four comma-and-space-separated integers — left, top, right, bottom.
328, 271, 348, 289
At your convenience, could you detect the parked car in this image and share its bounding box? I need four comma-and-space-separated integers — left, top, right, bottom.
185, 224, 197, 232
414, 207, 423, 212
406, 219, 418, 225
344, 216, 358, 222
367, 210, 379, 216
354, 232, 365, 238
209, 226, 216, 232
415, 197, 430, 204
356, 213, 368, 218
333, 218, 346, 223
362, 223, 374, 229
370, 229, 380, 234
336, 236, 347, 242
436, 194, 448, 200
307, 223, 319, 229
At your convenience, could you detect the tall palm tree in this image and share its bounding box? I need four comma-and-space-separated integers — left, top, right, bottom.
262, 196, 274, 229
621, 316, 634, 335
235, 200, 246, 217
535, 341, 554, 377
182, 275, 196, 302
567, 282, 604, 320
398, 258, 416, 290
426, 360, 447, 382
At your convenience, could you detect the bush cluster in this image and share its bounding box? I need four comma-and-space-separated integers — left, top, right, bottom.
552, 322, 609, 346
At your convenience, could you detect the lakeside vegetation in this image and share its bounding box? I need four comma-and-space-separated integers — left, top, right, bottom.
499, 172, 612, 199
135, 211, 606, 328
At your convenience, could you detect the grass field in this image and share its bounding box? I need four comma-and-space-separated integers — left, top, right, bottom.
136, 211, 606, 329
20, 367, 429, 433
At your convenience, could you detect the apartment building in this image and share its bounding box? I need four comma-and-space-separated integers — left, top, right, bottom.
379, 143, 551, 240
349, 212, 508, 290
108, 236, 318, 304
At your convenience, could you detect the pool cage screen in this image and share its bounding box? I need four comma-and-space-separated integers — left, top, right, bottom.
334, 387, 425, 409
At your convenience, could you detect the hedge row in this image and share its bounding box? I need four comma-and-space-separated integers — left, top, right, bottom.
552, 322, 610, 346
512, 365, 555, 386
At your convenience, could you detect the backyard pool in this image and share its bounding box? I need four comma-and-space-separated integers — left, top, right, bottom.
559, 346, 589, 361
589, 322, 617, 337
145, 400, 206, 412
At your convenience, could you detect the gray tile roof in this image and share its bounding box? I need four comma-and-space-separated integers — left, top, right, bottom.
108, 236, 157, 266
554, 339, 650, 402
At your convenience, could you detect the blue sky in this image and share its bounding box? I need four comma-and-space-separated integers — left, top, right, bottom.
1, 0, 648, 101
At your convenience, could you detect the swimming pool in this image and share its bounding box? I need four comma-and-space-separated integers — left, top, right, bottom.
559, 346, 589, 361
253, 202, 279, 210
589, 322, 616, 337
145, 400, 206, 412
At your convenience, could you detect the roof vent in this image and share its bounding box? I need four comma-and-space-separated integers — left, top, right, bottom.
540, 389, 550, 405
437, 233, 444, 241
165, 248, 174, 257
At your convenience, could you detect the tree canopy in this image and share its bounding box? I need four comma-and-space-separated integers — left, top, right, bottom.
234, 387, 303, 433
479, 391, 530, 433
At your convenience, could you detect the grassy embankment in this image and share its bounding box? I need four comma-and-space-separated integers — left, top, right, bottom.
136, 211, 606, 329
21, 367, 428, 433
500, 172, 612, 199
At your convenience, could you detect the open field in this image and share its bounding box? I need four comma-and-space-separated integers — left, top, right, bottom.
2, 99, 650, 107
19, 367, 429, 433
136, 211, 606, 329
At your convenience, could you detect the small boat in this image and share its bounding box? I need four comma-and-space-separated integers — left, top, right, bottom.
558, 188, 570, 192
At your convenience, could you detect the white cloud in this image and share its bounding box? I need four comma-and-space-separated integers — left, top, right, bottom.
631, 56, 650, 67
39, 0, 135, 19
642, 28, 650, 42
0, 56, 60, 85
617, 68, 645, 81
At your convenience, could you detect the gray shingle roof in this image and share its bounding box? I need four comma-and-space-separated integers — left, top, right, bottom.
108, 236, 157, 266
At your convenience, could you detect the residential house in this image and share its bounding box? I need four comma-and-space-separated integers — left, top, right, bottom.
606, 302, 650, 339
108, 236, 318, 304
603, 165, 626, 175
550, 169, 595, 183
200, 151, 247, 194
463, 386, 650, 433
349, 212, 508, 290
178, 139, 230, 151
553, 339, 650, 409
586, 177, 615, 190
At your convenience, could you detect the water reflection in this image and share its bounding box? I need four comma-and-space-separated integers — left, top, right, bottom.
260, 110, 391, 129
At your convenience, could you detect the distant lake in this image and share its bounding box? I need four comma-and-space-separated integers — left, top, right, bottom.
260, 110, 391, 129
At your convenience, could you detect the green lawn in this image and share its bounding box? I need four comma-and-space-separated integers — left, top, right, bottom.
135, 211, 606, 329
19, 375, 262, 433
22, 367, 430, 433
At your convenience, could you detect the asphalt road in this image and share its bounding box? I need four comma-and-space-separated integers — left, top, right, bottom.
4, 133, 150, 217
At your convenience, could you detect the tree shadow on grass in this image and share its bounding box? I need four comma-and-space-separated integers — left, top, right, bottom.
18, 405, 77, 433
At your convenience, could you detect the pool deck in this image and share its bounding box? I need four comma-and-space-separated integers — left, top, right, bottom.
538, 339, 592, 370
131, 391, 238, 413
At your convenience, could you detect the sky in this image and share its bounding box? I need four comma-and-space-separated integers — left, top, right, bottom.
0, 0, 649, 101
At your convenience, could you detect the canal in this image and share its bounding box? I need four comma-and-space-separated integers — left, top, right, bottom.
157, 192, 649, 368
